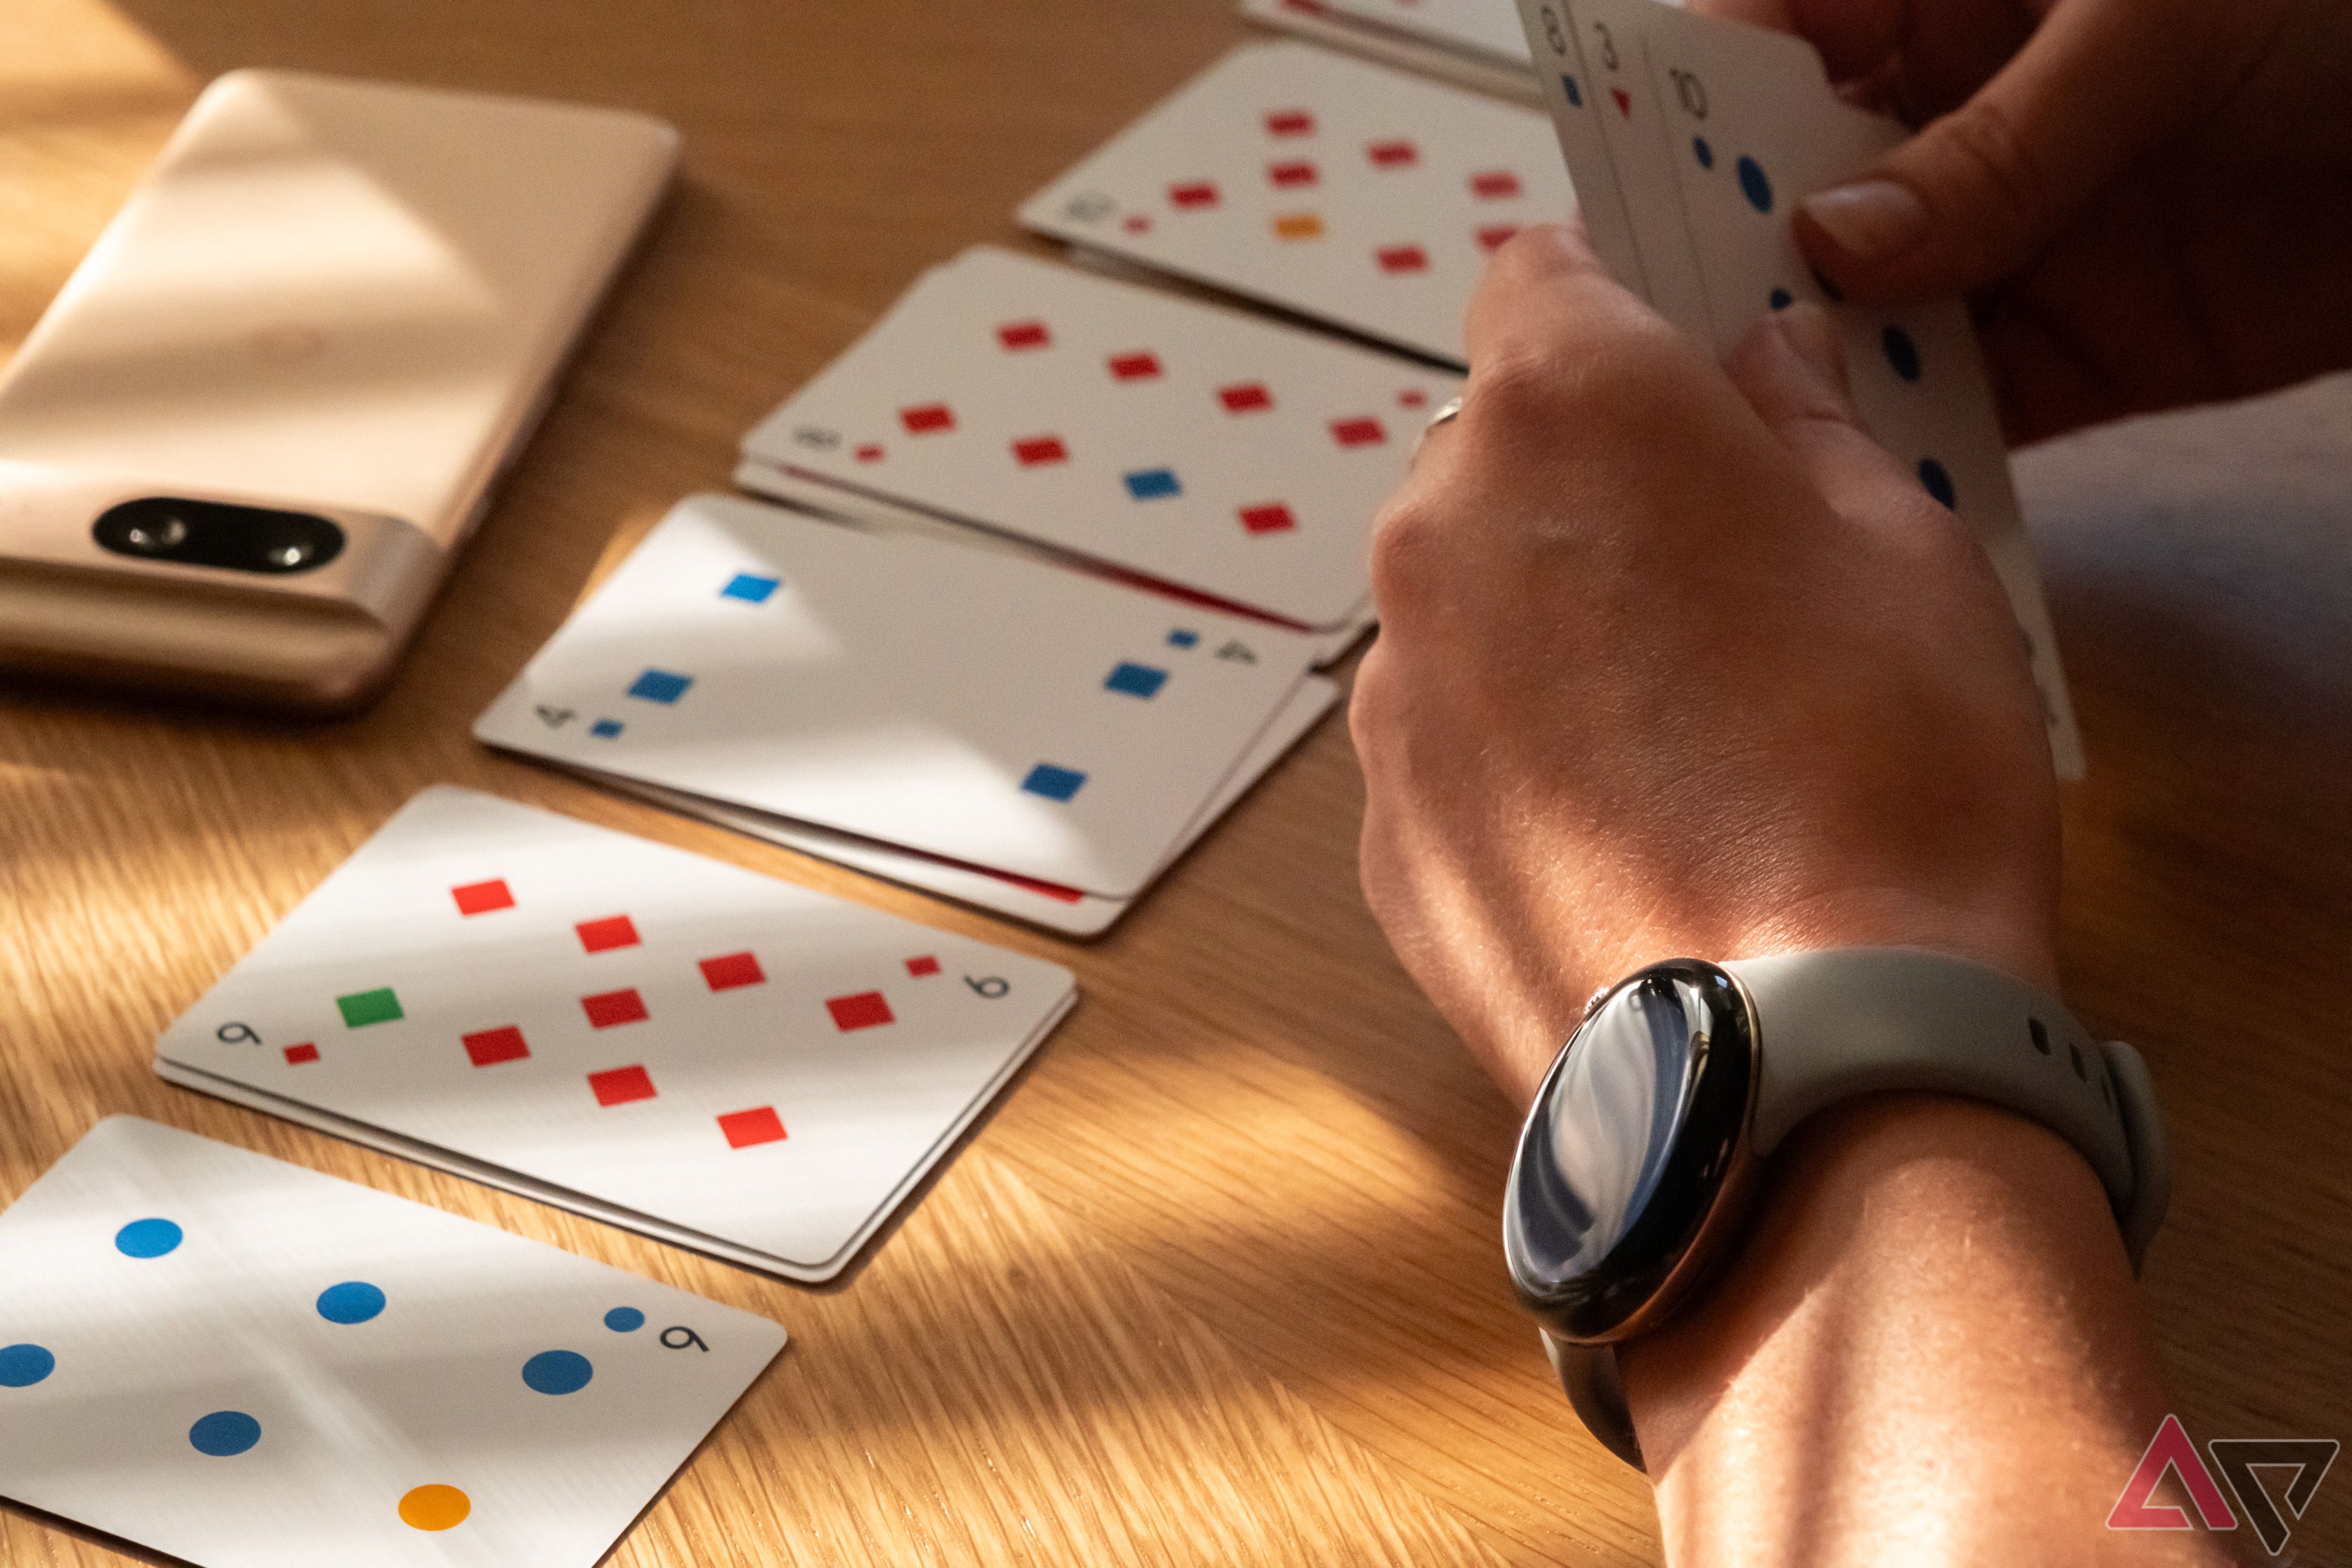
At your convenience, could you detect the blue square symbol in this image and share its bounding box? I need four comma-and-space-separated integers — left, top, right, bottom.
628, 668, 693, 704
590, 718, 624, 738
1021, 763, 1087, 802
721, 572, 780, 604
1123, 467, 1181, 500
1105, 662, 1167, 699
1167, 628, 1200, 649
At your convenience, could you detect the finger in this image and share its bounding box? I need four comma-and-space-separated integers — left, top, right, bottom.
1461, 222, 1668, 379
1793, 0, 2249, 302
1723, 303, 1936, 524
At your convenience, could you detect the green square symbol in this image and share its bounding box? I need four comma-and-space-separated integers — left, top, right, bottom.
336, 987, 403, 1028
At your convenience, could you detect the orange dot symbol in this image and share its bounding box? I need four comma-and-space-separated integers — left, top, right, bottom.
399, 1483, 472, 1531
1272, 212, 1325, 241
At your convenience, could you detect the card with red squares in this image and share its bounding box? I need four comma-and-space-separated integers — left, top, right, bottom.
739, 246, 1454, 631
1018, 40, 1569, 366
152, 786, 1077, 1282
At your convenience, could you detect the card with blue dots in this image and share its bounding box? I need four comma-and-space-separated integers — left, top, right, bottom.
739, 246, 1457, 631
152, 786, 1078, 1282
1511, 0, 2085, 777
473, 494, 1325, 897
0, 1115, 784, 1567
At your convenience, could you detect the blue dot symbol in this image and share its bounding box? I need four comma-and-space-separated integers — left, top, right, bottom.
1104, 662, 1167, 699
721, 572, 780, 604
1123, 467, 1181, 500
1736, 155, 1773, 213
1561, 74, 1582, 109
1167, 628, 1199, 649
1020, 763, 1087, 803
0, 1343, 55, 1387
604, 1307, 646, 1333
189, 1410, 261, 1456
316, 1281, 386, 1325
627, 668, 692, 704
522, 1349, 593, 1395
590, 718, 624, 738
1692, 136, 1713, 170
115, 1218, 182, 1258
1769, 287, 1793, 310
1918, 457, 1957, 509
1882, 324, 1922, 382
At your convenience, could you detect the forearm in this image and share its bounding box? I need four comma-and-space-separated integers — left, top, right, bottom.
1621, 1092, 2231, 1568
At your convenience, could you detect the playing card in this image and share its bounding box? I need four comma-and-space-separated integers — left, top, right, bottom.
474, 494, 1321, 897
729, 459, 1374, 669
1628, 2, 2083, 774
1317, 0, 1535, 66
0, 1115, 784, 1568
153, 787, 1078, 1281
740, 246, 1456, 630
1240, 0, 1541, 105
609, 675, 1342, 936
1020, 40, 1571, 366
1521, 0, 1713, 336
1509, 0, 1647, 296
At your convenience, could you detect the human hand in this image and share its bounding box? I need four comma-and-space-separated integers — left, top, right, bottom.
1699, 0, 2352, 442
1350, 226, 2059, 1108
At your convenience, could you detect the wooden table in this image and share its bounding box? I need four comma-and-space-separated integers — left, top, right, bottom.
5, 2, 2348, 1562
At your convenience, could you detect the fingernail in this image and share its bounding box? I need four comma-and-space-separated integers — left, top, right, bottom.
1800, 179, 1929, 265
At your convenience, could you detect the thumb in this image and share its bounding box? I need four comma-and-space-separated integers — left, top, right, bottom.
1724, 303, 1936, 524
1793, 0, 2227, 302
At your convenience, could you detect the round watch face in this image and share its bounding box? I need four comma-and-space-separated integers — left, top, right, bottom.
1505, 959, 1757, 1342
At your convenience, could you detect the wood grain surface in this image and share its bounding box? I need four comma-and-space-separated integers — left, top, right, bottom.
3, 2, 2348, 1563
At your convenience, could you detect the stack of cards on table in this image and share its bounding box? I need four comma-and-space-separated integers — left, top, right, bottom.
1240, 0, 1542, 101
0, 1115, 783, 1567
154, 786, 1077, 1282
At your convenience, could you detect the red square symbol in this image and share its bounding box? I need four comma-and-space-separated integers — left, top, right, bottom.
1218, 382, 1272, 413
1476, 223, 1520, 252
900, 403, 955, 434
575, 914, 640, 953
826, 990, 896, 1032
998, 320, 1050, 350
1330, 417, 1387, 448
906, 955, 941, 977
700, 951, 766, 991
582, 988, 649, 1029
463, 1026, 530, 1067
1107, 351, 1162, 382
1267, 159, 1317, 188
1367, 139, 1418, 168
854, 443, 885, 462
1397, 388, 1429, 409
283, 1042, 319, 1065
1168, 179, 1219, 209
1121, 213, 1152, 233
1239, 503, 1297, 535
1375, 244, 1428, 273
719, 1106, 788, 1149
1469, 169, 1523, 199
450, 879, 514, 917
1013, 435, 1068, 466
589, 1064, 657, 1106
1264, 108, 1314, 136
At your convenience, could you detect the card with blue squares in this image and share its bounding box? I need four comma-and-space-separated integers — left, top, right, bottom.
1512, 0, 2082, 776
474, 494, 1322, 898
738, 245, 1457, 631
0, 1115, 784, 1568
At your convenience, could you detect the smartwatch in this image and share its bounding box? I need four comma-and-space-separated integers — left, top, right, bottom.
1503, 948, 2171, 1470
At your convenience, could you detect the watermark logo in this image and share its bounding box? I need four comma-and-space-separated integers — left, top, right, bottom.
2108, 1414, 2338, 1557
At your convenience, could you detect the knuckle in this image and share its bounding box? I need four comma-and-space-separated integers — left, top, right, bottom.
1929, 95, 2052, 230
1366, 492, 1450, 620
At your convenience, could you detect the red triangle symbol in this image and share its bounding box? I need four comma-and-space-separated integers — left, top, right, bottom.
1612, 88, 1632, 118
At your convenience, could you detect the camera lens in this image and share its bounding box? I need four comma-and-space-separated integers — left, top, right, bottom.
121, 514, 190, 553
93, 497, 345, 575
